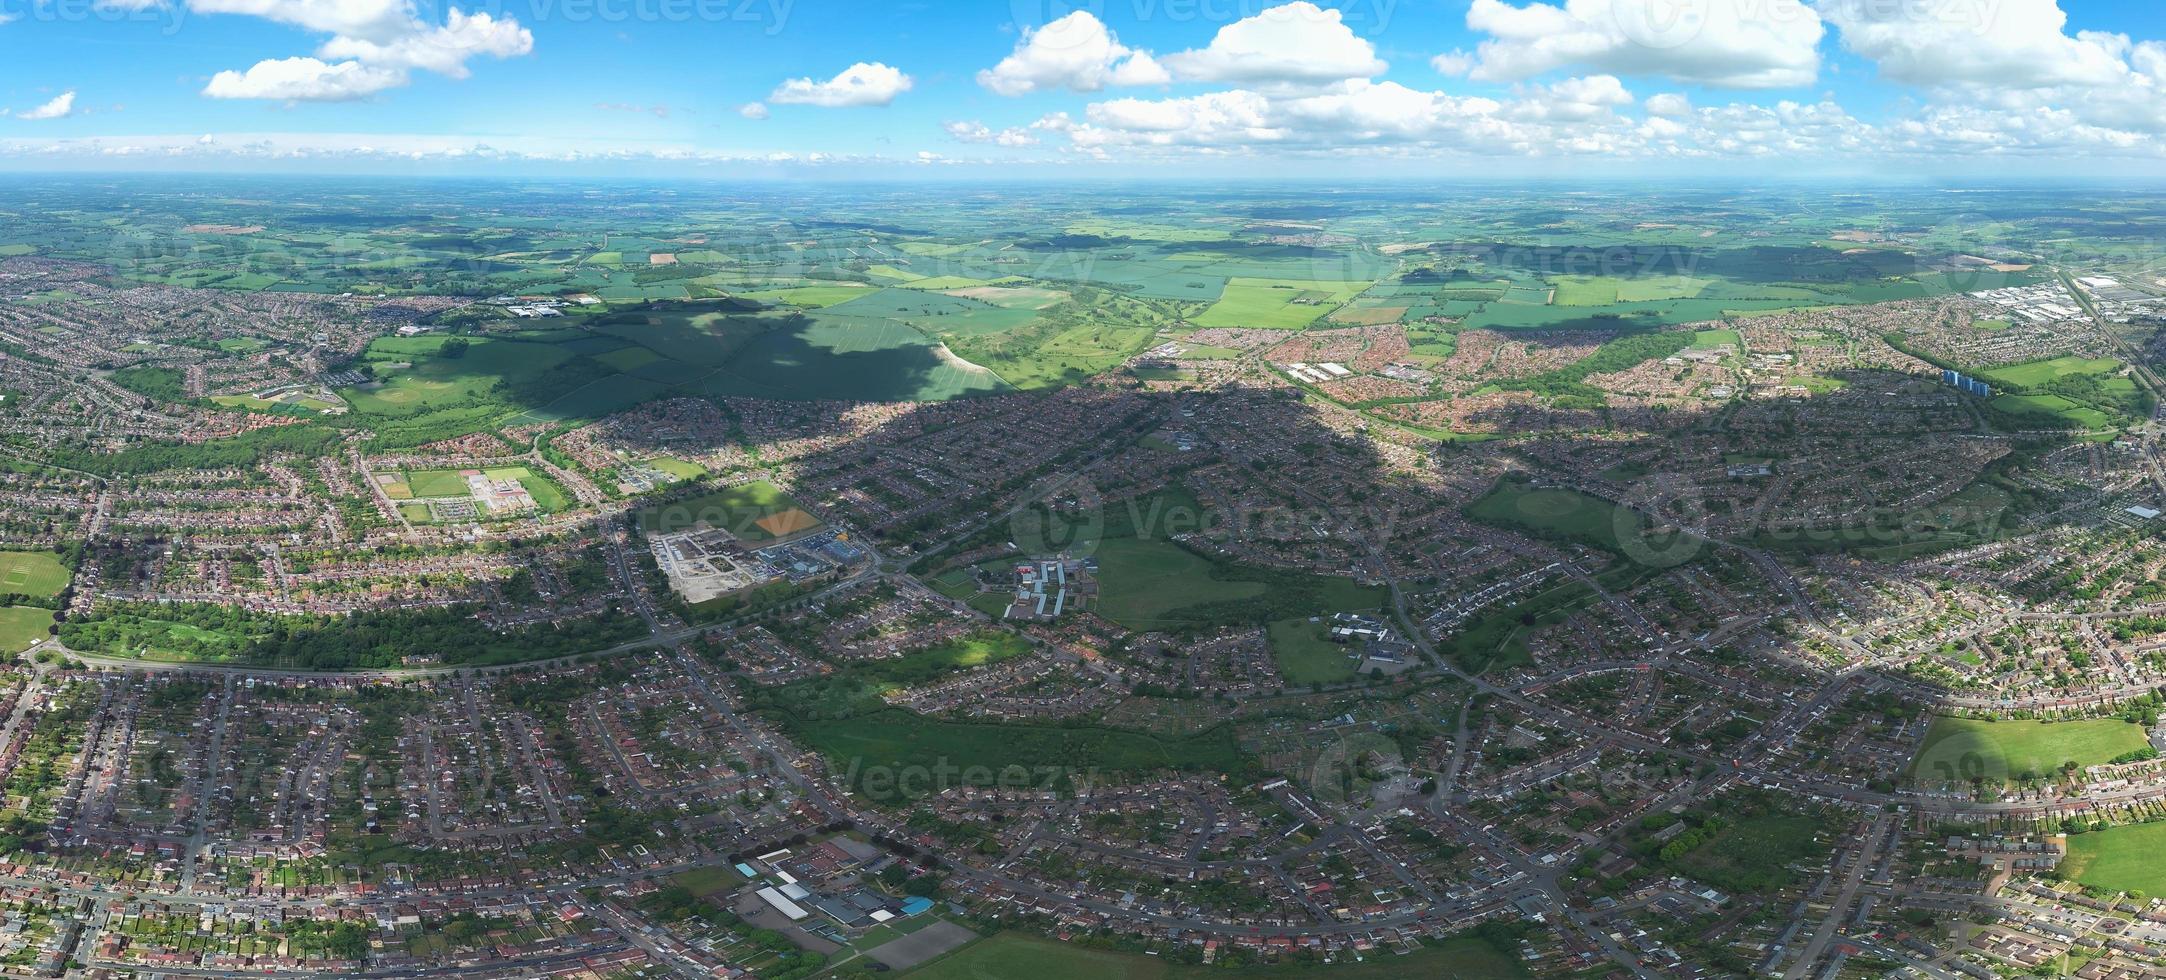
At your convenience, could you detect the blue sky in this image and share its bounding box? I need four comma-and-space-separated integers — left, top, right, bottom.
2, 0, 2164, 174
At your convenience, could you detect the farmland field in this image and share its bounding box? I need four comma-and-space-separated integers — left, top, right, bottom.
1191, 278, 1368, 330
1908, 715, 2150, 785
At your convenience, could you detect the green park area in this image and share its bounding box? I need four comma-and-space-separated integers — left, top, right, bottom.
1267, 617, 1357, 686
1979, 356, 2124, 387
1466, 478, 1699, 567
903, 932, 1525, 979
0, 606, 53, 651
638, 480, 821, 541
0, 551, 70, 598
2062, 822, 2166, 896
1090, 537, 1385, 632
1908, 715, 2151, 785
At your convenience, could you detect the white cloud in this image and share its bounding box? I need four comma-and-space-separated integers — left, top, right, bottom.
6, 92, 79, 120
1161, 1, 1385, 87
1430, 51, 1475, 77
738, 102, 770, 120
1816, 1, 2166, 135
203, 57, 405, 101
315, 10, 530, 78
977, 11, 1168, 96
1644, 92, 1692, 117
0, 10, 18, 23
1819, 0, 2127, 89
192, 1, 532, 100
943, 120, 1038, 146
189, 0, 415, 42
1464, 0, 1823, 88
768, 62, 913, 107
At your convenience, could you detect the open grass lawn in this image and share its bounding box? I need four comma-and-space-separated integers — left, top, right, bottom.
639, 479, 817, 540
666, 865, 743, 898
1467, 482, 1618, 545
904, 932, 1524, 979
1909, 715, 2150, 785
482, 466, 570, 512
0, 551, 70, 597
406, 469, 473, 498
343, 336, 572, 417
1692, 328, 1742, 348
1090, 537, 1385, 631
647, 457, 708, 480
1980, 355, 2122, 388
0, 606, 53, 651
2063, 822, 2166, 895
1268, 617, 1356, 686
1092, 537, 1267, 628
1190, 278, 1368, 330
1992, 393, 2112, 429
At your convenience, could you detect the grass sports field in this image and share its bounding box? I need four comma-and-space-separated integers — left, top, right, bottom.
1979, 355, 2122, 388
639, 480, 820, 541
0, 606, 52, 651
1089, 538, 1383, 632
0, 551, 69, 597
2063, 822, 2166, 895
904, 932, 1525, 979
1909, 715, 2150, 785
1092, 538, 1266, 628
1268, 616, 1356, 685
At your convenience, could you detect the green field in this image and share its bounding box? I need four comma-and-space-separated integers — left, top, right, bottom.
1909, 715, 2151, 785
1268, 617, 1356, 686
1992, 393, 2111, 429
1979, 356, 2123, 388
647, 457, 708, 480
0, 551, 70, 598
1090, 538, 1384, 632
1093, 538, 1267, 628
1191, 278, 1368, 330
406, 469, 474, 498
904, 932, 1525, 979
0, 606, 52, 651
639, 480, 819, 540
2063, 822, 2166, 895
665, 865, 743, 898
